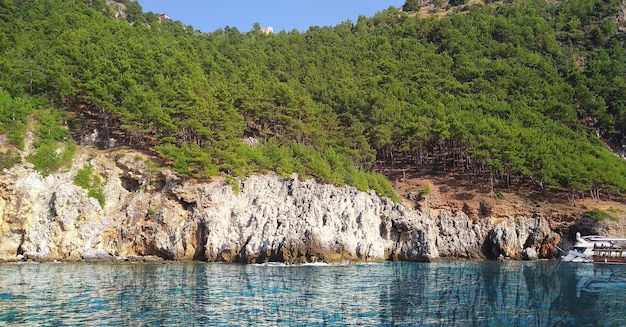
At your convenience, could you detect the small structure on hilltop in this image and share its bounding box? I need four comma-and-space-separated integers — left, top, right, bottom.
260, 26, 273, 35
159, 14, 170, 22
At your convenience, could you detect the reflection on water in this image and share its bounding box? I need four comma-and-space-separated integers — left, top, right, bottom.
0, 261, 625, 326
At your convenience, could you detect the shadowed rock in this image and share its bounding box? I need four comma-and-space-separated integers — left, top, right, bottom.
0, 152, 565, 263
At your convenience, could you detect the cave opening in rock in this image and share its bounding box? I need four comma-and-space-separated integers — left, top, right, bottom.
121, 177, 140, 192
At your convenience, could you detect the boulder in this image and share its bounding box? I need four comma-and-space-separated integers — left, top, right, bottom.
522, 247, 538, 260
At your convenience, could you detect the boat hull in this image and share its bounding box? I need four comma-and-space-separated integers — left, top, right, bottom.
593, 248, 626, 264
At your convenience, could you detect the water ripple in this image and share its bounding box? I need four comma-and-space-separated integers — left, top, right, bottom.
0, 261, 625, 326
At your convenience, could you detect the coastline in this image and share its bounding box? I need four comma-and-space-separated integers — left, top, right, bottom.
0, 148, 620, 264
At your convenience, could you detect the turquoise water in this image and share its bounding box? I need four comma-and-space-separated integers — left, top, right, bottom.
0, 260, 625, 326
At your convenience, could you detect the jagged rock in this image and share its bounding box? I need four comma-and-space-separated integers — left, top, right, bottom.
79, 129, 99, 146
479, 200, 492, 218
24, 250, 53, 261
0, 151, 567, 263
485, 215, 560, 260
115, 154, 153, 191
522, 247, 538, 260
407, 192, 421, 201
196, 174, 437, 263
106, 0, 127, 19
435, 210, 487, 259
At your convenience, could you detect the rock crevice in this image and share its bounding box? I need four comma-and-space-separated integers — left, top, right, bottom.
0, 153, 562, 262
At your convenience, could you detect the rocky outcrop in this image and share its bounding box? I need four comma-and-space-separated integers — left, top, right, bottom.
485, 215, 561, 260
0, 151, 563, 263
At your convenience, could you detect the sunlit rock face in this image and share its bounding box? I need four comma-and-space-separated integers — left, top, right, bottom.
197, 174, 437, 263
0, 152, 561, 262
484, 215, 561, 260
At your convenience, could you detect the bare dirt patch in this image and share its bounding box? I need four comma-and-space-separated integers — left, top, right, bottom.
383, 166, 626, 238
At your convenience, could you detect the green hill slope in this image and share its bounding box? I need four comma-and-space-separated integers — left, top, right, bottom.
1, 0, 626, 202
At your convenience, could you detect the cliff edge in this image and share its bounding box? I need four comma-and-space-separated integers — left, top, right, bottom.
0, 148, 585, 263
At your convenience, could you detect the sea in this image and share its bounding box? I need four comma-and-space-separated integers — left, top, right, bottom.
0, 260, 625, 326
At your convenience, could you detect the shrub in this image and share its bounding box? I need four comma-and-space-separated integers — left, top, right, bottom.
449, 0, 469, 6
402, 0, 422, 12
74, 165, 106, 208
88, 188, 106, 208
74, 166, 95, 189
224, 175, 241, 194
0, 90, 34, 150
0, 150, 21, 170
27, 141, 76, 176
584, 208, 618, 222
367, 172, 400, 202
26, 108, 75, 176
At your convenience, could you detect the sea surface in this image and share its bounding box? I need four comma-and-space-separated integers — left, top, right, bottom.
0, 260, 625, 326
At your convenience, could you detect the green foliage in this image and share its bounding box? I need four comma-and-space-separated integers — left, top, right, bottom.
74, 165, 105, 207
74, 166, 98, 189
1, 0, 626, 202
0, 89, 34, 149
88, 188, 106, 208
26, 108, 75, 176
27, 140, 75, 176
584, 208, 618, 222
367, 173, 400, 202
422, 186, 431, 196
402, 0, 422, 12
449, 0, 469, 6
224, 175, 241, 194
0, 150, 21, 170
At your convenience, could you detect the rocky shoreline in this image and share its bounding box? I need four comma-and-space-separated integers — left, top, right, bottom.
0, 151, 565, 264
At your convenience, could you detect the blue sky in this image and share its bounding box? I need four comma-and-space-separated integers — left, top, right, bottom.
136, 1, 406, 33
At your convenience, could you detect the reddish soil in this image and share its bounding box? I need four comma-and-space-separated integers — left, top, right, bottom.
383, 166, 626, 237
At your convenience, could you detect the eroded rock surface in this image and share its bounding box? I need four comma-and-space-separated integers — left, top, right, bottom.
0, 151, 564, 262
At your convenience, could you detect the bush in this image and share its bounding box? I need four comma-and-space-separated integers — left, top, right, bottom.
366, 172, 400, 202
26, 108, 75, 176
449, 0, 469, 6
88, 188, 106, 208
27, 140, 76, 176
0, 89, 34, 150
224, 174, 241, 194
74, 166, 95, 189
0, 151, 21, 170
74, 165, 106, 208
584, 208, 618, 222
402, 0, 422, 12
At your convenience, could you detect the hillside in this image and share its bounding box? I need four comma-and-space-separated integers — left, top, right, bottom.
1, 0, 626, 223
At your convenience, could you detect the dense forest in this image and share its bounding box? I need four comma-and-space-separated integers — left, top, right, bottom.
0, 0, 626, 202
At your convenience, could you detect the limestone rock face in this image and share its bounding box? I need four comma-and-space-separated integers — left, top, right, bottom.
433, 210, 488, 259
522, 247, 539, 260
197, 175, 437, 263
0, 151, 563, 262
485, 215, 561, 260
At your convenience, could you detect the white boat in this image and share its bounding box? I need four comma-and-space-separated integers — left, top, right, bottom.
561, 232, 626, 264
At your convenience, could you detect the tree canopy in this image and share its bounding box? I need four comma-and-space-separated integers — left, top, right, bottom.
1, 0, 626, 201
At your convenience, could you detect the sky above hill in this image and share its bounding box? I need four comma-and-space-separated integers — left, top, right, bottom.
136, 1, 406, 33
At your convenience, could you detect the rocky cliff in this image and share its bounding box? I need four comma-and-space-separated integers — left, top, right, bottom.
0, 150, 562, 263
